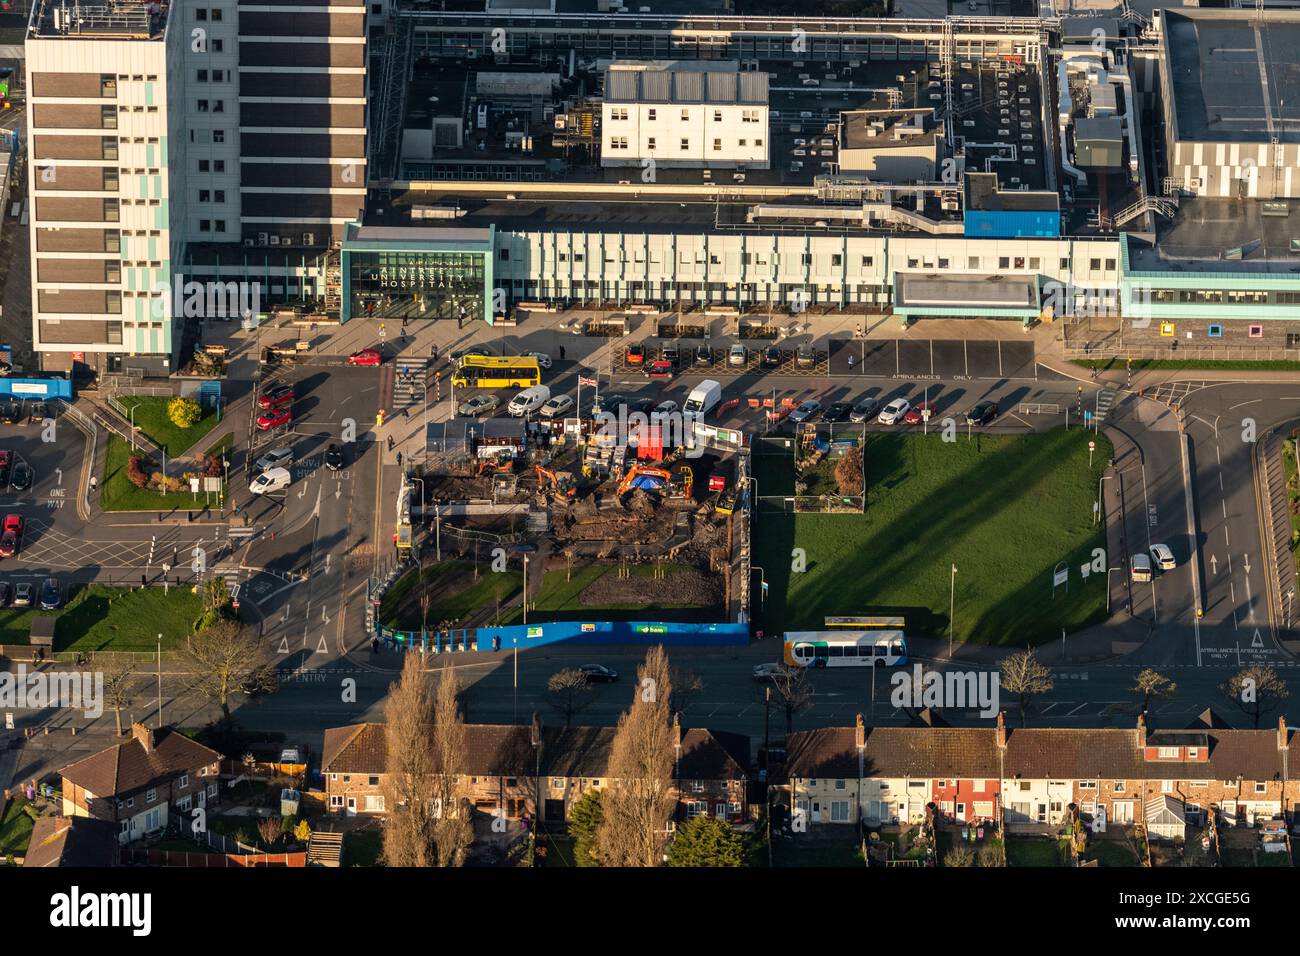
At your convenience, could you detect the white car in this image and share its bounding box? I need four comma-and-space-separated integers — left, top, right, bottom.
253, 446, 294, 474
249, 466, 292, 495
727, 344, 748, 366
525, 351, 553, 370
877, 398, 911, 425
654, 400, 679, 415
539, 394, 575, 419
458, 394, 500, 417
1149, 543, 1176, 571
753, 662, 786, 682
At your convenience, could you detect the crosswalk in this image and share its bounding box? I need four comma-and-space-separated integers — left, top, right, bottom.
392, 359, 428, 410
1093, 388, 1116, 423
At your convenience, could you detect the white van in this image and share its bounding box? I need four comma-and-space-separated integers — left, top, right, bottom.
250, 466, 292, 495
508, 384, 551, 417
1130, 553, 1152, 583
684, 379, 723, 417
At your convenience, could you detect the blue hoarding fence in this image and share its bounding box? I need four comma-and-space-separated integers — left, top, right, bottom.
374, 620, 749, 652
0, 377, 73, 400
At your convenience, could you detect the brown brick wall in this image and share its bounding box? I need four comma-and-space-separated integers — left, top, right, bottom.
240, 192, 363, 220
33, 166, 114, 192
240, 132, 364, 158
31, 73, 109, 98
240, 102, 365, 129
39, 319, 117, 345
32, 135, 111, 161
239, 41, 365, 68
37, 258, 118, 283
38, 289, 118, 314
32, 104, 111, 130
239, 11, 365, 35
239, 71, 365, 98
241, 162, 364, 189
36, 196, 115, 223
35, 228, 116, 253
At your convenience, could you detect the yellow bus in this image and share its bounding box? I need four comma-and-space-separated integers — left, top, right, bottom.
452, 355, 541, 389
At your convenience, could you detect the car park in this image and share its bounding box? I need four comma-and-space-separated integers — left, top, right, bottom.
0, 514, 22, 557
250, 467, 292, 495
539, 394, 576, 419
761, 346, 782, 369
458, 394, 501, 417
9, 461, 30, 491
256, 408, 292, 430
795, 344, 816, 368
577, 664, 618, 683
28, 401, 49, 424
877, 398, 911, 425
727, 344, 748, 366
646, 359, 675, 379
13, 582, 32, 607
253, 446, 295, 474
661, 346, 680, 366
39, 577, 61, 610
694, 345, 713, 366
625, 344, 646, 365
257, 384, 295, 409
850, 398, 879, 423
965, 401, 999, 426
789, 399, 822, 424
821, 402, 853, 424
0, 402, 19, 425
1149, 543, 1176, 571
903, 402, 936, 425
324, 443, 345, 472
347, 348, 382, 366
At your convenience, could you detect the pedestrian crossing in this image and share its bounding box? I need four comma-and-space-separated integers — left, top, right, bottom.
393, 359, 428, 410
1093, 388, 1116, 423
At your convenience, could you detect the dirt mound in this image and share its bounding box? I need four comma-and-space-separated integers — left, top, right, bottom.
580, 568, 723, 608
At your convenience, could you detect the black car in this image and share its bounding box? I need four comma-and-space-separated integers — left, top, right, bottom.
324, 443, 345, 471
593, 393, 630, 417
0, 453, 10, 487
849, 398, 879, 423
577, 664, 619, 683
821, 401, 853, 424
9, 461, 30, 491
628, 396, 657, 416
449, 346, 492, 363
39, 577, 61, 611
661, 346, 680, 366
965, 401, 999, 426
0, 403, 19, 425
0, 582, 10, 607
28, 402, 49, 424
761, 346, 782, 369
694, 345, 713, 366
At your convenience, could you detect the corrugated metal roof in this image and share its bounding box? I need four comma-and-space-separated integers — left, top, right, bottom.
605, 69, 638, 102
674, 70, 703, 103
603, 61, 767, 106
738, 71, 768, 104
706, 71, 736, 103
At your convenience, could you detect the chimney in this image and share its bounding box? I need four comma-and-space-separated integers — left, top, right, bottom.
995, 711, 1006, 749
1280, 715, 1289, 752
673, 712, 683, 750
530, 711, 543, 748
1137, 710, 1147, 740
131, 722, 155, 753
855, 713, 865, 750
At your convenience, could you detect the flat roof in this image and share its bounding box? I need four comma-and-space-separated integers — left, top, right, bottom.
840, 108, 937, 151
897, 273, 1038, 308
1164, 8, 1300, 145
1128, 196, 1300, 273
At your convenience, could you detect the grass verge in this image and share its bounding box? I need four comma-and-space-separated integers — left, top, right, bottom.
115, 395, 220, 456
0, 583, 203, 650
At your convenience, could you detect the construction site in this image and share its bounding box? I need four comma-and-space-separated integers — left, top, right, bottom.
377, 414, 749, 631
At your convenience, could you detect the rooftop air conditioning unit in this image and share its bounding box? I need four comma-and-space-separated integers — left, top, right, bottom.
243, 238, 255, 247
258, 232, 268, 245
303, 232, 314, 245
269, 235, 281, 245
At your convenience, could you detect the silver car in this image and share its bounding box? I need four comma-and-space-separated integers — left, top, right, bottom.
458, 394, 501, 417
253, 446, 294, 474
789, 400, 822, 424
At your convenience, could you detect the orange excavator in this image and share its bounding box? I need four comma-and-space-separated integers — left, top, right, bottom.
477, 454, 516, 477
617, 464, 672, 497
536, 464, 577, 497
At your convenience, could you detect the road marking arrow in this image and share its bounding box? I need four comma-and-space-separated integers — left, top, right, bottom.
54, 468, 62, 486
1210, 554, 1218, 574
316, 636, 329, 654
1243, 555, 1252, 574
277, 636, 290, 654
335, 482, 342, 501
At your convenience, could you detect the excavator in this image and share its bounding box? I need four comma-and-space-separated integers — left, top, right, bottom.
477, 453, 517, 477
616, 464, 672, 497
536, 464, 577, 497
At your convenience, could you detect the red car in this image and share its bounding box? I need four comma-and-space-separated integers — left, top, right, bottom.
0, 514, 22, 558
645, 359, 675, 379
903, 402, 935, 425
348, 348, 382, 367
257, 384, 295, 409
625, 344, 646, 366
256, 408, 292, 430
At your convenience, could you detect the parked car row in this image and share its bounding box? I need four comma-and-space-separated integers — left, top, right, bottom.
0, 450, 32, 491
0, 576, 61, 609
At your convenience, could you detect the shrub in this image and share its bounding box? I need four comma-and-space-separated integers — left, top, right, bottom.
294, 819, 312, 843
127, 455, 151, 488
167, 396, 203, 429
944, 846, 975, 867
835, 446, 864, 496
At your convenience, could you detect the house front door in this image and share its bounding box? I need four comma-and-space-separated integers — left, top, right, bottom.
1112, 801, 1133, 824
346, 797, 357, 817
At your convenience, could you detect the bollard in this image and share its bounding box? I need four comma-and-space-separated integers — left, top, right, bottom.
71, 726, 76, 736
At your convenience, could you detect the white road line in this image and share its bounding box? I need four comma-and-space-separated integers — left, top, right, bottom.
1229, 399, 1262, 410
1222, 499, 1228, 519
1065, 703, 1089, 716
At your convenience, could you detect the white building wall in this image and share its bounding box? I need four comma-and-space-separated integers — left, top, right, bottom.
602, 101, 769, 170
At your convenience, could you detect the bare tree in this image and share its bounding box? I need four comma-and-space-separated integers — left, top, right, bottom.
546, 668, 595, 727
670, 666, 705, 715
998, 649, 1054, 727
256, 815, 281, 849
181, 620, 278, 721
431, 664, 472, 867
769, 665, 815, 736
1132, 668, 1177, 715
597, 645, 676, 867
100, 657, 138, 736
383, 652, 438, 867
1220, 664, 1290, 729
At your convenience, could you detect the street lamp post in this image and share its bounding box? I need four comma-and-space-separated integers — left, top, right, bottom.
948, 563, 957, 655
753, 564, 768, 610
1096, 474, 1113, 526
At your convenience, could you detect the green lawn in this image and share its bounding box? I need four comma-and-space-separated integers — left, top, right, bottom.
100, 435, 226, 513
1086, 839, 1139, 867
1284, 439, 1300, 548
1073, 357, 1300, 372
752, 428, 1111, 645
345, 829, 382, 867
0, 583, 203, 650
0, 798, 35, 858
771, 839, 864, 867
379, 560, 523, 630
502, 562, 718, 624
1006, 837, 1071, 867
116, 396, 220, 456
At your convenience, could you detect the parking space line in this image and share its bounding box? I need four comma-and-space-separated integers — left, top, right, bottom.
997, 340, 1004, 378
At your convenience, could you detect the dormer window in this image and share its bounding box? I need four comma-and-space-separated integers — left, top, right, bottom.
1157, 746, 1179, 759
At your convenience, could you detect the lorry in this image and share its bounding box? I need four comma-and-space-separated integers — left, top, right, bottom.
683, 379, 723, 418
